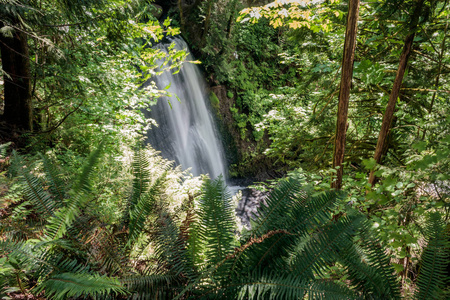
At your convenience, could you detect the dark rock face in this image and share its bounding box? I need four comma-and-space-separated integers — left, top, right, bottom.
150, 4, 163, 20
236, 188, 268, 228
209, 85, 281, 181
153, 0, 174, 11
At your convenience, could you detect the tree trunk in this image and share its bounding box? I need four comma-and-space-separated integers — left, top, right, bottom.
331, 0, 360, 189
368, 0, 424, 186
178, 0, 185, 33
0, 22, 33, 133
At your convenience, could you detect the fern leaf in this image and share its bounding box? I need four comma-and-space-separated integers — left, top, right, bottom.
127, 171, 168, 246
251, 177, 305, 236
121, 274, 179, 299
40, 154, 66, 207
196, 176, 237, 268
353, 221, 401, 299
415, 212, 449, 300
43, 145, 102, 241
154, 210, 196, 282
17, 157, 55, 218
238, 186, 343, 271
129, 146, 151, 208
288, 215, 364, 281
36, 272, 127, 300
205, 269, 356, 300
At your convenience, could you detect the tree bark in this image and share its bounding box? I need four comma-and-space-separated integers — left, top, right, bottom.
0, 22, 33, 133
368, 0, 424, 186
178, 0, 186, 33
331, 0, 360, 189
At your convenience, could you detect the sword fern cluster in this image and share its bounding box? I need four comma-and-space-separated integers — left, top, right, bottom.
1, 146, 448, 299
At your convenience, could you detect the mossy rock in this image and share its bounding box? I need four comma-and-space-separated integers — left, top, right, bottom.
209, 91, 220, 108
150, 4, 163, 19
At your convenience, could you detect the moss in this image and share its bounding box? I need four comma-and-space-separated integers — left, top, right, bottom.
209, 91, 220, 108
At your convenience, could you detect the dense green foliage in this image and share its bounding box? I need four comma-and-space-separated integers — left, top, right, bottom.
1, 150, 448, 298
0, 0, 183, 151
1, 0, 449, 298
175, 0, 450, 297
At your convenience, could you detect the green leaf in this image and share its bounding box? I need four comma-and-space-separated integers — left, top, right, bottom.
362, 158, 377, 170
392, 263, 404, 273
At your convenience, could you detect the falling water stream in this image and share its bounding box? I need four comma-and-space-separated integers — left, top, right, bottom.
145, 36, 264, 227
145, 36, 227, 180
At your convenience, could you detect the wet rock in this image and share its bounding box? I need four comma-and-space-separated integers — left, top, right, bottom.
150, 4, 163, 20
236, 188, 268, 228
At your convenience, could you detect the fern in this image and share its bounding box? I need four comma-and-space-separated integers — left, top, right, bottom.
35, 272, 127, 300
127, 170, 168, 247
334, 221, 400, 299
15, 153, 55, 219
154, 210, 196, 282
288, 215, 365, 281
414, 212, 449, 300
43, 144, 103, 241
236, 187, 344, 273
195, 177, 237, 267
208, 270, 356, 300
121, 274, 179, 299
250, 177, 306, 236
6, 149, 447, 300
39, 154, 66, 207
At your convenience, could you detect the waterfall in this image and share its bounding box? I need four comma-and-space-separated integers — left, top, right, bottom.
145, 36, 227, 179
144, 36, 266, 229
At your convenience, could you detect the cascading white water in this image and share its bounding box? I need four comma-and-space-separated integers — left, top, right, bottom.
145, 36, 227, 179
145, 36, 265, 228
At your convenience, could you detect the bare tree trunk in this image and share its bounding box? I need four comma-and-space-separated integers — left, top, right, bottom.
368, 0, 424, 186
0, 22, 33, 133
331, 0, 360, 189
178, 0, 186, 33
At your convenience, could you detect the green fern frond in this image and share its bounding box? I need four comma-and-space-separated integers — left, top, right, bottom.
121, 274, 179, 299
65, 216, 127, 275
306, 281, 358, 300
128, 171, 168, 247
415, 212, 449, 300
0, 142, 10, 158
154, 210, 196, 282
251, 177, 305, 237
337, 231, 399, 298
207, 269, 356, 300
195, 176, 237, 268
35, 272, 127, 300
70, 144, 103, 197
129, 146, 151, 209
235, 270, 310, 300
354, 221, 401, 299
16, 157, 55, 219
239, 186, 344, 271
43, 144, 103, 241
288, 215, 365, 281
39, 154, 66, 207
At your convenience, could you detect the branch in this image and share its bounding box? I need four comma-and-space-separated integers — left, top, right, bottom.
38, 102, 83, 134
412, 50, 450, 71
41, 16, 102, 28
400, 88, 450, 94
